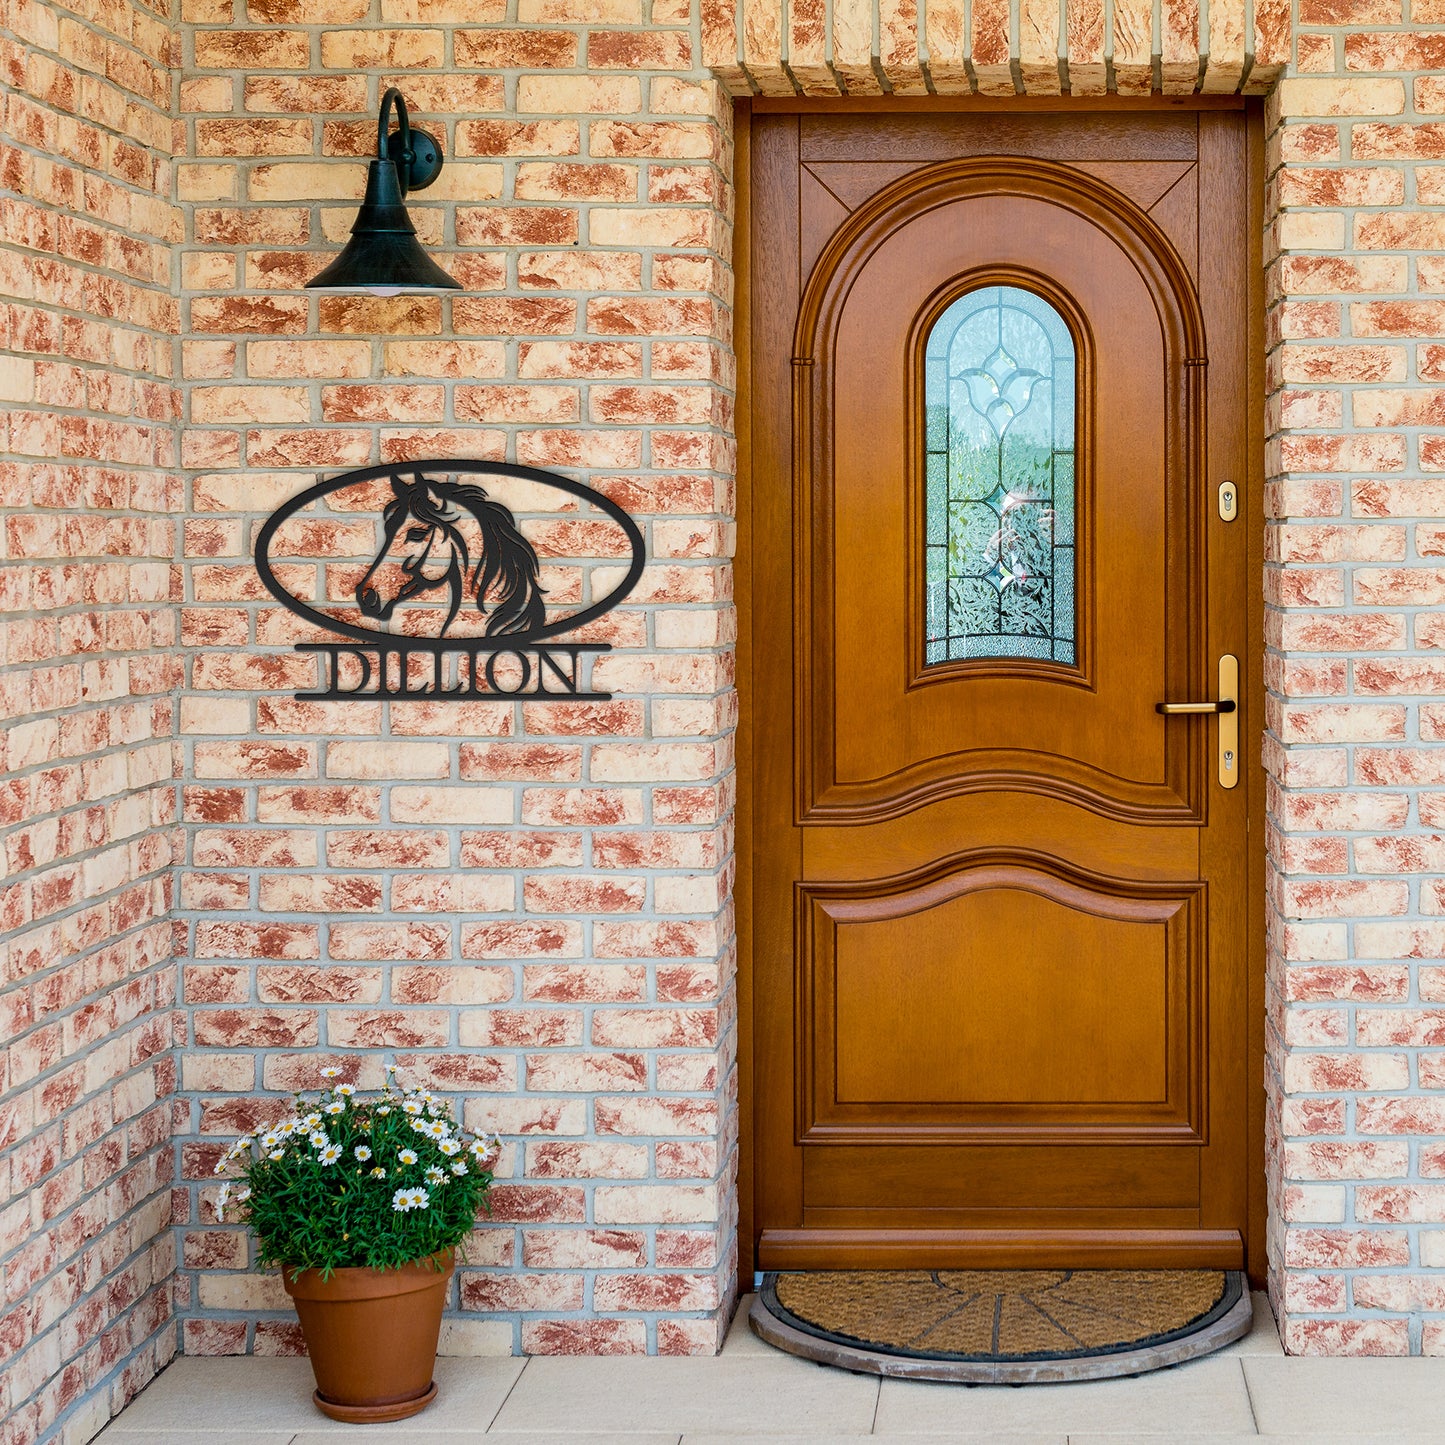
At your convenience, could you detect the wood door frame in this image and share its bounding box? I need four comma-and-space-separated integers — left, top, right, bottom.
733, 97, 1268, 1287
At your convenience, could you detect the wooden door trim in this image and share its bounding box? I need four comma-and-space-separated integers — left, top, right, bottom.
734, 100, 756, 1288
756, 1227, 1245, 1272
734, 99, 1268, 1287
1246, 106, 1268, 1286
751, 96, 1249, 115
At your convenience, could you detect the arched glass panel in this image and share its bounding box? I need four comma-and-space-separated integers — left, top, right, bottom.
924, 285, 1077, 666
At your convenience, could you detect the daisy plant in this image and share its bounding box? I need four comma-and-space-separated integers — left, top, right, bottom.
213, 1067, 501, 1277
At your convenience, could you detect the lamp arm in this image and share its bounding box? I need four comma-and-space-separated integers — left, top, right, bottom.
377, 87, 412, 194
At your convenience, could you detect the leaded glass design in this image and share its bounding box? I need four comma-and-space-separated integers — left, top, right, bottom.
924, 285, 1077, 666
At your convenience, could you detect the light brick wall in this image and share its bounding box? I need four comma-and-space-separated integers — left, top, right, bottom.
0, 0, 184, 1440
172, 1, 740, 1360
1264, 4, 1445, 1358
21, 1, 1445, 1434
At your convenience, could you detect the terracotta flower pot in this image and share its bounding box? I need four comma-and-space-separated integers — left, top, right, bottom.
282, 1250, 453, 1423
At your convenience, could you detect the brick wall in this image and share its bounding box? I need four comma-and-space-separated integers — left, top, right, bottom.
0, 0, 183, 1439
18, 1, 1445, 1435
1265, 6, 1445, 1357
171, 0, 740, 1360
700, 0, 1289, 95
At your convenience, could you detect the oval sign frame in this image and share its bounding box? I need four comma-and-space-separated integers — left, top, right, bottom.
253, 459, 647, 645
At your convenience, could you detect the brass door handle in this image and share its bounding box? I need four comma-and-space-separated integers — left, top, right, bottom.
1155, 655, 1239, 789
1155, 699, 1236, 714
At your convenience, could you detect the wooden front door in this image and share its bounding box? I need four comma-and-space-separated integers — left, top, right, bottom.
746, 106, 1261, 1272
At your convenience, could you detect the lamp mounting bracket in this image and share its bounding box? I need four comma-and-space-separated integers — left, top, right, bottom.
385, 126, 442, 194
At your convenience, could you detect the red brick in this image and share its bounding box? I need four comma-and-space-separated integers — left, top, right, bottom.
523, 964, 648, 1002
454, 120, 580, 157
525, 1053, 647, 1092
193, 1010, 318, 1048
486, 1185, 586, 1225
455, 26, 577, 67
593, 1274, 716, 1312
521, 1319, 646, 1354
327, 1010, 451, 1049
588, 30, 693, 68
462, 1273, 584, 1312
461, 921, 584, 960
519, 1230, 642, 1280
455, 207, 579, 247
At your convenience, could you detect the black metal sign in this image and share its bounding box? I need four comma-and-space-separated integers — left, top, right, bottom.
253, 461, 645, 701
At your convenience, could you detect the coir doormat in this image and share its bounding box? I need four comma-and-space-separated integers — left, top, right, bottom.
750, 1269, 1251, 1383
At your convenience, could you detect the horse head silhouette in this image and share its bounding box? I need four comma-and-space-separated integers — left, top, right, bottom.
355, 473, 546, 637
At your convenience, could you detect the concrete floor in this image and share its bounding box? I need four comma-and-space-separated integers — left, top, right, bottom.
96, 1293, 1445, 1442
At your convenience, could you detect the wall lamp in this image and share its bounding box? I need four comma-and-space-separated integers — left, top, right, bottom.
306, 87, 460, 296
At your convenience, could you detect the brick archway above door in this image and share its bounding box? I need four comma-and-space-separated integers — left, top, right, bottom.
703, 1, 1289, 98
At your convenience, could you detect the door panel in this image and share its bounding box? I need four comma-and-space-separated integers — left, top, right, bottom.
834, 889, 1171, 1107
803, 1145, 1201, 1213
806, 864, 1196, 1121
750, 109, 1257, 1271
805, 174, 1196, 825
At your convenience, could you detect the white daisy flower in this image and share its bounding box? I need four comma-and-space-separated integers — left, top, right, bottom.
470, 1140, 500, 1169
354, 1145, 372, 1162
235, 1187, 250, 1203
386, 1063, 399, 1074
370, 1166, 387, 1179
402, 1100, 424, 1115
278, 1120, 298, 1135
425, 1166, 445, 1185
424, 1120, 448, 1140
324, 1100, 344, 1116
398, 1148, 418, 1166
259, 1132, 280, 1150
438, 1138, 461, 1156
376, 1105, 392, 1116
302, 1113, 322, 1130
392, 1187, 429, 1212
321, 1067, 341, 1079
334, 1083, 356, 1097
409, 1118, 429, 1134
450, 1161, 468, 1176
319, 1144, 342, 1165
268, 1149, 284, 1161
212, 1159, 227, 1177
309, 1131, 329, 1149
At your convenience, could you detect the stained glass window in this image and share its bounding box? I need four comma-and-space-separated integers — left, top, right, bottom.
924, 285, 1077, 666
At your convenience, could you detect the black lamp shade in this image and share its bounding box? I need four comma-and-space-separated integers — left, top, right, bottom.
306, 90, 460, 296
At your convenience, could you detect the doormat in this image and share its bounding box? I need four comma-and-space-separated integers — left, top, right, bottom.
750, 1269, 1251, 1383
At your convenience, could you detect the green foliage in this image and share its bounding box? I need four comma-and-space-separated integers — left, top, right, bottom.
213, 1068, 500, 1277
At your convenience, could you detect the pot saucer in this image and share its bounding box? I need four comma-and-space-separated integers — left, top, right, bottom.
312, 1380, 437, 1423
